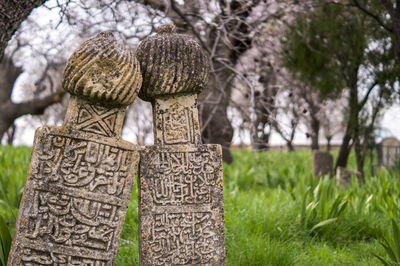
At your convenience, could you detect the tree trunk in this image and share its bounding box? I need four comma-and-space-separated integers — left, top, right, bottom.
200, 0, 256, 163
251, 131, 270, 150
311, 133, 319, 150
201, 106, 234, 163
0, 92, 65, 138
137, 0, 261, 163
201, 70, 234, 163
6, 123, 16, 145
287, 141, 294, 152
326, 136, 332, 151
335, 131, 353, 169
335, 84, 358, 170
310, 115, 320, 150
354, 136, 365, 181
251, 66, 277, 151
0, 0, 47, 60
0, 56, 65, 140
390, 13, 400, 62
251, 116, 271, 150
0, 56, 22, 101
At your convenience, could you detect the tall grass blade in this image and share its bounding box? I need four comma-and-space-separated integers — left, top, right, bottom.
0, 243, 4, 266
300, 188, 308, 226
287, 184, 296, 201
372, 253, 392, 266
381, 238, 397, 263
310, 218, 337, 232
392, 219, 400, 262
0, 215, 11, 266
336, 200, 348, 218
328, 194, 343, 218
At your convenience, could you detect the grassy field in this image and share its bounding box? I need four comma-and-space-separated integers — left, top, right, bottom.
0, 146, 398, 265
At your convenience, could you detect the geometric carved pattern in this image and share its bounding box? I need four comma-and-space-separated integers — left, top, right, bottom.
77, 104, 118, 137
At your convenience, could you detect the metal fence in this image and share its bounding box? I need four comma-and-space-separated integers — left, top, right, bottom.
370, 142, 400, 176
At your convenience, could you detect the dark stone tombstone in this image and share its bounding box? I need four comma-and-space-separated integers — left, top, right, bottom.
312, 151, 333, 177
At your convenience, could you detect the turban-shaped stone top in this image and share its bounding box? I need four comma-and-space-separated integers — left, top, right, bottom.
62, 32, 142, 107
136, 24, 210, 102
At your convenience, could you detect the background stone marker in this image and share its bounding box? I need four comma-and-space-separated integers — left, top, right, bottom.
336, 166, 361, 186
136, 25, 226, 265
312, 150, 333, 177
8, 32, 142, 265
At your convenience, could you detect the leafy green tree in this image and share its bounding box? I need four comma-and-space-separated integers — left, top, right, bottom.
350, 0, 400, 65
282, 3, 400, 178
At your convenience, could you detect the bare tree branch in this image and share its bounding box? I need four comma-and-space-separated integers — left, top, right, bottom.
380, 0, 395, 15
351, 0, 393, 32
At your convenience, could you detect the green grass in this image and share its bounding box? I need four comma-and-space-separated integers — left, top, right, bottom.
0, 146, 30, 234
0, 146, 399, 265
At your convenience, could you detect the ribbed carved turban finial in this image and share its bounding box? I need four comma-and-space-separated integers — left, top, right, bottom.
62, 32, 142, 107
135, 24, 210, 102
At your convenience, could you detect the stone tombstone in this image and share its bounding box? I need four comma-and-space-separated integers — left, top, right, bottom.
336, 166, 361, 186
136, 25, 226, 265
312, 150, 333, 177
8, 32, 142, 265
378, 137, 400, 168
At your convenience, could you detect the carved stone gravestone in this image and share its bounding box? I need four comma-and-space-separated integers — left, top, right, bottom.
8, 32, 142, 265
136, 25, 226, 265
312, 151, 333, 177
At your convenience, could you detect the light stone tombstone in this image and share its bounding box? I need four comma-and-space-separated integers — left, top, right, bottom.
8, 32, 142, 265
336, 166, 361, 186
312, 151, 333, 177
136, 25, 226, 265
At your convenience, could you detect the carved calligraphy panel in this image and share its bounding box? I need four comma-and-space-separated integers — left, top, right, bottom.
143, 151, 216, 205
13, 246, 108, 265
9, 126, 139, 266
26, 190, 119, 251
139, 145, 225, 265
149, 211, 218, 265
160, 102, 195, 144
153, 96, 201, 146
32, 134, 133, 196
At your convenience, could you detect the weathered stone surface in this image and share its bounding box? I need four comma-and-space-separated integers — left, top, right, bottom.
139, 143, 225, 265
152, 94, 201, 146
8, 32, 142, 265
312, 151, 333, 177
63, 31, 142, 107
137, 25, 226, 265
